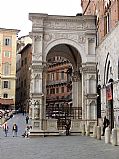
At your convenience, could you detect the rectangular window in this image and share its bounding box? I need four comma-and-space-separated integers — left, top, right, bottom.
53, 88, 55, 94
56, 88, 59, 93
47, 74, 50, 81
50, 89, 52, 94
4, 37, 12, 46
3, 63, 10, 75
61, 71, 64, 80
56, 72, 59, 80
4, 93, 8, 98
61, 87, 64, 93
4, 51, 11, 57
104, 15, 107, 35
51, 73, 54, 80
3, 81, 8, 88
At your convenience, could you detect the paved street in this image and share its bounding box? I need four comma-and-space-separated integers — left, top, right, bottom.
0, 114, 119, 159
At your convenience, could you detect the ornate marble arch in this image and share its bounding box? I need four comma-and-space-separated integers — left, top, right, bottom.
29, 13, 97, 136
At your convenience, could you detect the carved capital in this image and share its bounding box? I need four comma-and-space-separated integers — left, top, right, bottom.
88, 38, 95, 43
32, 53, 42, 61
72, 70, 81, 82
34, 35, 42, 41
78, 35, 86, 43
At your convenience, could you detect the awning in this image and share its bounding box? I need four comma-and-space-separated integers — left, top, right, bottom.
0, 98, 14, 105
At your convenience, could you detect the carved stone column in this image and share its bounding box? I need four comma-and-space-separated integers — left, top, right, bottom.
72, 70, 82, 112
70, 70, 82, 134
30, 33, 45, 134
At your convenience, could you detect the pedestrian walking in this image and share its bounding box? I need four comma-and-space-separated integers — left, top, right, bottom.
26, 115, 29, 124
12, 123, 18, 137
3, 122, 9, 137
102, 116, 110, 136
65, 121, 70, 136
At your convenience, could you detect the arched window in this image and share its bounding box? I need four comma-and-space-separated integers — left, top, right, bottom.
104, 53, 109, 85
106, 61, 110, 84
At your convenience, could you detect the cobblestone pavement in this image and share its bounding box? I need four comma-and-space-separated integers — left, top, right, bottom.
0, 114, 119, 159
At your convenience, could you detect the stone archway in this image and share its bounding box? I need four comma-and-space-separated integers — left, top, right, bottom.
29, 13, 97, 136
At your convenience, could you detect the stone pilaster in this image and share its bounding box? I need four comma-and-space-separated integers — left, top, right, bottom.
72, 69, 82, 119
81, 63, 97, 123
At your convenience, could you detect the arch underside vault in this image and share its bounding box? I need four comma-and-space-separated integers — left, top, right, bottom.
29, 13, 97, 136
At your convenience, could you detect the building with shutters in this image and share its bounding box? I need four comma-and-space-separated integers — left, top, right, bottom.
0, 28, 19, 110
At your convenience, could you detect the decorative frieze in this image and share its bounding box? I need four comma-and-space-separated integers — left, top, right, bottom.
82, 66, 96, 73
43, 20, 95, 30
44, 33, 86, 44
43, 21, 84, 30
32, 65, 44, 71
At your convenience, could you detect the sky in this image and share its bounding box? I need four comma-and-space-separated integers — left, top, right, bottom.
0, 0, 82, 37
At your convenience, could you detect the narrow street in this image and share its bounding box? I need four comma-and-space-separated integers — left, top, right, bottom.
0, 114, 119, 159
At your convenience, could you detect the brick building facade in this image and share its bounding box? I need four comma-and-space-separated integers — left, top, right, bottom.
82, 0, 119, 128
81, 0, 119, 43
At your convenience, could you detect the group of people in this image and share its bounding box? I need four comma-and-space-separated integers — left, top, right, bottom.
2, 115, 30, 137
3, 123, 18, 137
2, 115, 110, 137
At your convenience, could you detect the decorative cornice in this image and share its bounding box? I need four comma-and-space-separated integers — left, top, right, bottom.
29, 14, 96, 32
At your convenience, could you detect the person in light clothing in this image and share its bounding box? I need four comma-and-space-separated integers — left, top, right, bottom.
3, 122, 9, 137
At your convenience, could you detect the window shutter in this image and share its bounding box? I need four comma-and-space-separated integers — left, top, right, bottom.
2, 81, 4, 89
9, 81, 11, 89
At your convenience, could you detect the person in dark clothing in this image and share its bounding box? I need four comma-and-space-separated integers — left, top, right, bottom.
102, 116, 110, 136
12, 123, 18, 137
26, 116, 29, 124
65, 121, 70, 136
